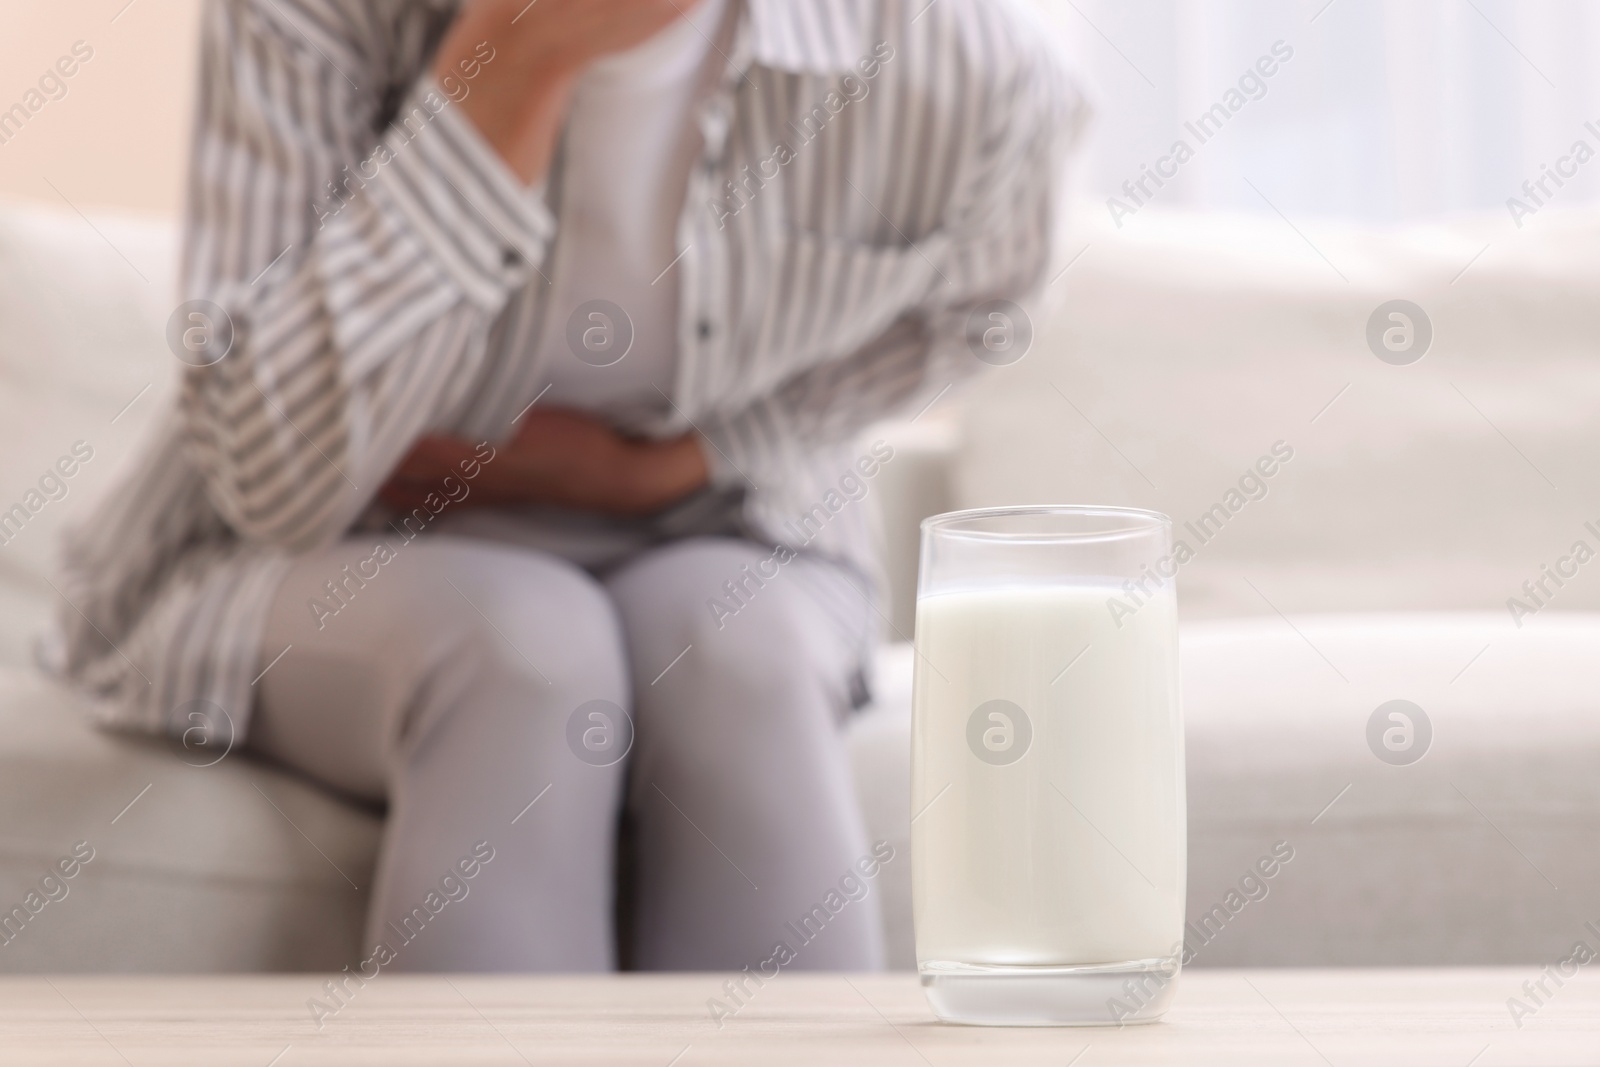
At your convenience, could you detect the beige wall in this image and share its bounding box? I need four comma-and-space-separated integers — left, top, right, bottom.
0, 0, 203, 216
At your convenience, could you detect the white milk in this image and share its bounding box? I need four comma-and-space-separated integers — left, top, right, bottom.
912, 582, 1185, 967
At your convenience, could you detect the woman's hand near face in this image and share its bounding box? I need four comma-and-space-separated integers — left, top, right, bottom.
379, 409, 709, 518
434, 0, 704, 183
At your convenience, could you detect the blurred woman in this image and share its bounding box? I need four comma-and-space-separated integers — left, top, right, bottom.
50, 0, 1079, 970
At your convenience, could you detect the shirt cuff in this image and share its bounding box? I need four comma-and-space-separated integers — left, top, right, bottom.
374, 74, 554, 310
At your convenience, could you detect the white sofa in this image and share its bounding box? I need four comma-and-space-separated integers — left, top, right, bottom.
1, 197, 1596, 972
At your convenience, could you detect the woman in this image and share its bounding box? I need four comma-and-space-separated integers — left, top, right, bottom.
50, 0, 1077, 971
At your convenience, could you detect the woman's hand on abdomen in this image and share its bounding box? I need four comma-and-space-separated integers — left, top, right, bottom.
379, 408, 708, 518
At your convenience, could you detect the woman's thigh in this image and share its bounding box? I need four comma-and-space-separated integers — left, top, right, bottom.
250, 535, 636, 970
250, 535, 628, 802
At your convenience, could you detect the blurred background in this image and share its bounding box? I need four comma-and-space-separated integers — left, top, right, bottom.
0, 0, 200, 214
1, 0, 1596, 974
1049, 0, 1600, 222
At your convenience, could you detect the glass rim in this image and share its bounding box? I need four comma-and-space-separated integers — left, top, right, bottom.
921, 504, 1172, 545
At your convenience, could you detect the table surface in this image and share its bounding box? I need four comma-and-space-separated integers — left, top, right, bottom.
2, 969, 1596, 1066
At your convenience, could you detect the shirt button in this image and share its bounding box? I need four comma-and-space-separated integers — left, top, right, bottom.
697, 319, 714, 340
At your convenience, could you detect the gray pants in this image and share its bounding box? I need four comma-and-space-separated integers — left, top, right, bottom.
250, 524, 885, 972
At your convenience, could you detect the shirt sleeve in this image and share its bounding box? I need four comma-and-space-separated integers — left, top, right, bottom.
178, 0, 553, 550
694, 34, 1087, 489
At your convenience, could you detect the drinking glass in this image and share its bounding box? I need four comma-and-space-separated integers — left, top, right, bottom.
911, 506, 1185, 1026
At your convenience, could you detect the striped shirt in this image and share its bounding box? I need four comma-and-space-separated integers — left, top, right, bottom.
45, 0, 1082, 738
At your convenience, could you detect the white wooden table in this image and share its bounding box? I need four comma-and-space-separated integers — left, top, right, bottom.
3, 969, 1595, 1065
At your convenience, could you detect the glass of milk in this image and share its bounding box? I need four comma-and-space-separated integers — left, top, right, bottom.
912, 506, 1185, 1026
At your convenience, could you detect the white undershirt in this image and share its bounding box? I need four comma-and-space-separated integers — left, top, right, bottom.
537, 0, 731, 424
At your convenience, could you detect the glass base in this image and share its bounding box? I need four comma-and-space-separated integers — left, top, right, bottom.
919, 957, 1180, 1027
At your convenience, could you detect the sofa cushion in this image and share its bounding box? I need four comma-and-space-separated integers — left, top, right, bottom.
1182, 610, 1600, 965
851, 613, 1600, 968
0, 667, 378, 972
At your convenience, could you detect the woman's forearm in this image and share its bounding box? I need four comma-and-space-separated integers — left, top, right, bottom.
381, 413, 709, 518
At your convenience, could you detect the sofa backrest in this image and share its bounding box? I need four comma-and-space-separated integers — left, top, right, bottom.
938, 201, 1600, 623
0, 198, 178, 666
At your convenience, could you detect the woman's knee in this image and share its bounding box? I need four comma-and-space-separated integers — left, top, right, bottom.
607, 540, 850, 743
609, 541, 790, 665
414, 539, 624, 690
303, 537, 628, 720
